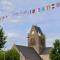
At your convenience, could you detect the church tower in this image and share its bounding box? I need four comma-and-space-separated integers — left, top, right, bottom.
27, 25, 45, 54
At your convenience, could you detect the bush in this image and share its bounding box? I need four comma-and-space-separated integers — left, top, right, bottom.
49, 39, 60, 60
0, 48, 20, 60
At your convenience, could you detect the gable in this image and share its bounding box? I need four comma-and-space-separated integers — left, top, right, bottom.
14, 45, 42, 60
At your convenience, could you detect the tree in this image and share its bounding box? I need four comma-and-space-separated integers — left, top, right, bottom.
0, 26, 7, 50
0, 48, 20, 60
49, 39, 60, 60
5, 48, 20, 60
0, 51, 4, 60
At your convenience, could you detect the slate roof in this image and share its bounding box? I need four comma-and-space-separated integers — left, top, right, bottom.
15, 45, 42, 60
40, 47, 51, 55
32, 25, 43, 35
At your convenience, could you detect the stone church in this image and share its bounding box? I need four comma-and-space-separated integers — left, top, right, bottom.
12, 25, 51, 60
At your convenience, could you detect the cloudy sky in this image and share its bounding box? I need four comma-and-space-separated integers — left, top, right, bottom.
0, 0, 60, 50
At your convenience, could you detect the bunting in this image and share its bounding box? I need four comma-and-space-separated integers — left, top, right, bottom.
0, 2, 60, 21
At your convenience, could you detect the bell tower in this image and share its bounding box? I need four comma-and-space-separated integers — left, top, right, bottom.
27, 25, 45, 54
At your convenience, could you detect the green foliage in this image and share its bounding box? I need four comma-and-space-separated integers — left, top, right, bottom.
5, 48, 20, 60
0, 48, 20, 60
49, 39, 60, 60
0, 27, 7, 50
0, 51, 5, 60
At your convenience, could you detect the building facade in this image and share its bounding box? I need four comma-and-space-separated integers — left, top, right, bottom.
12, 25, 51, 60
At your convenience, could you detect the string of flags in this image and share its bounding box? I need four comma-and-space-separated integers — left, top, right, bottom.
0, 2, 60, 21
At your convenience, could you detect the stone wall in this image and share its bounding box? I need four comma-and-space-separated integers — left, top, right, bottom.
40, 54, 50, 60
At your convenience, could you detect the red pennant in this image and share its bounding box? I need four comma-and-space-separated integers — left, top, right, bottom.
32, 9, 35, 14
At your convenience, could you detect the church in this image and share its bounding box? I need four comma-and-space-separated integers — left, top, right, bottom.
12, 25, 51, 60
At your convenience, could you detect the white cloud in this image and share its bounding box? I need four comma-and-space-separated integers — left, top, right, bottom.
3, 16, 24, 24
1, 0, 12, 6
1, 0, 14, 12
6, 32, 19, 38
6, 33, 15, 38
5, 32, 25, 40
5, 32, 26, 47
46, 34, 60, 47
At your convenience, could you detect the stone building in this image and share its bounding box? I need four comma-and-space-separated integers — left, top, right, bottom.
12, 25, 51, 60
